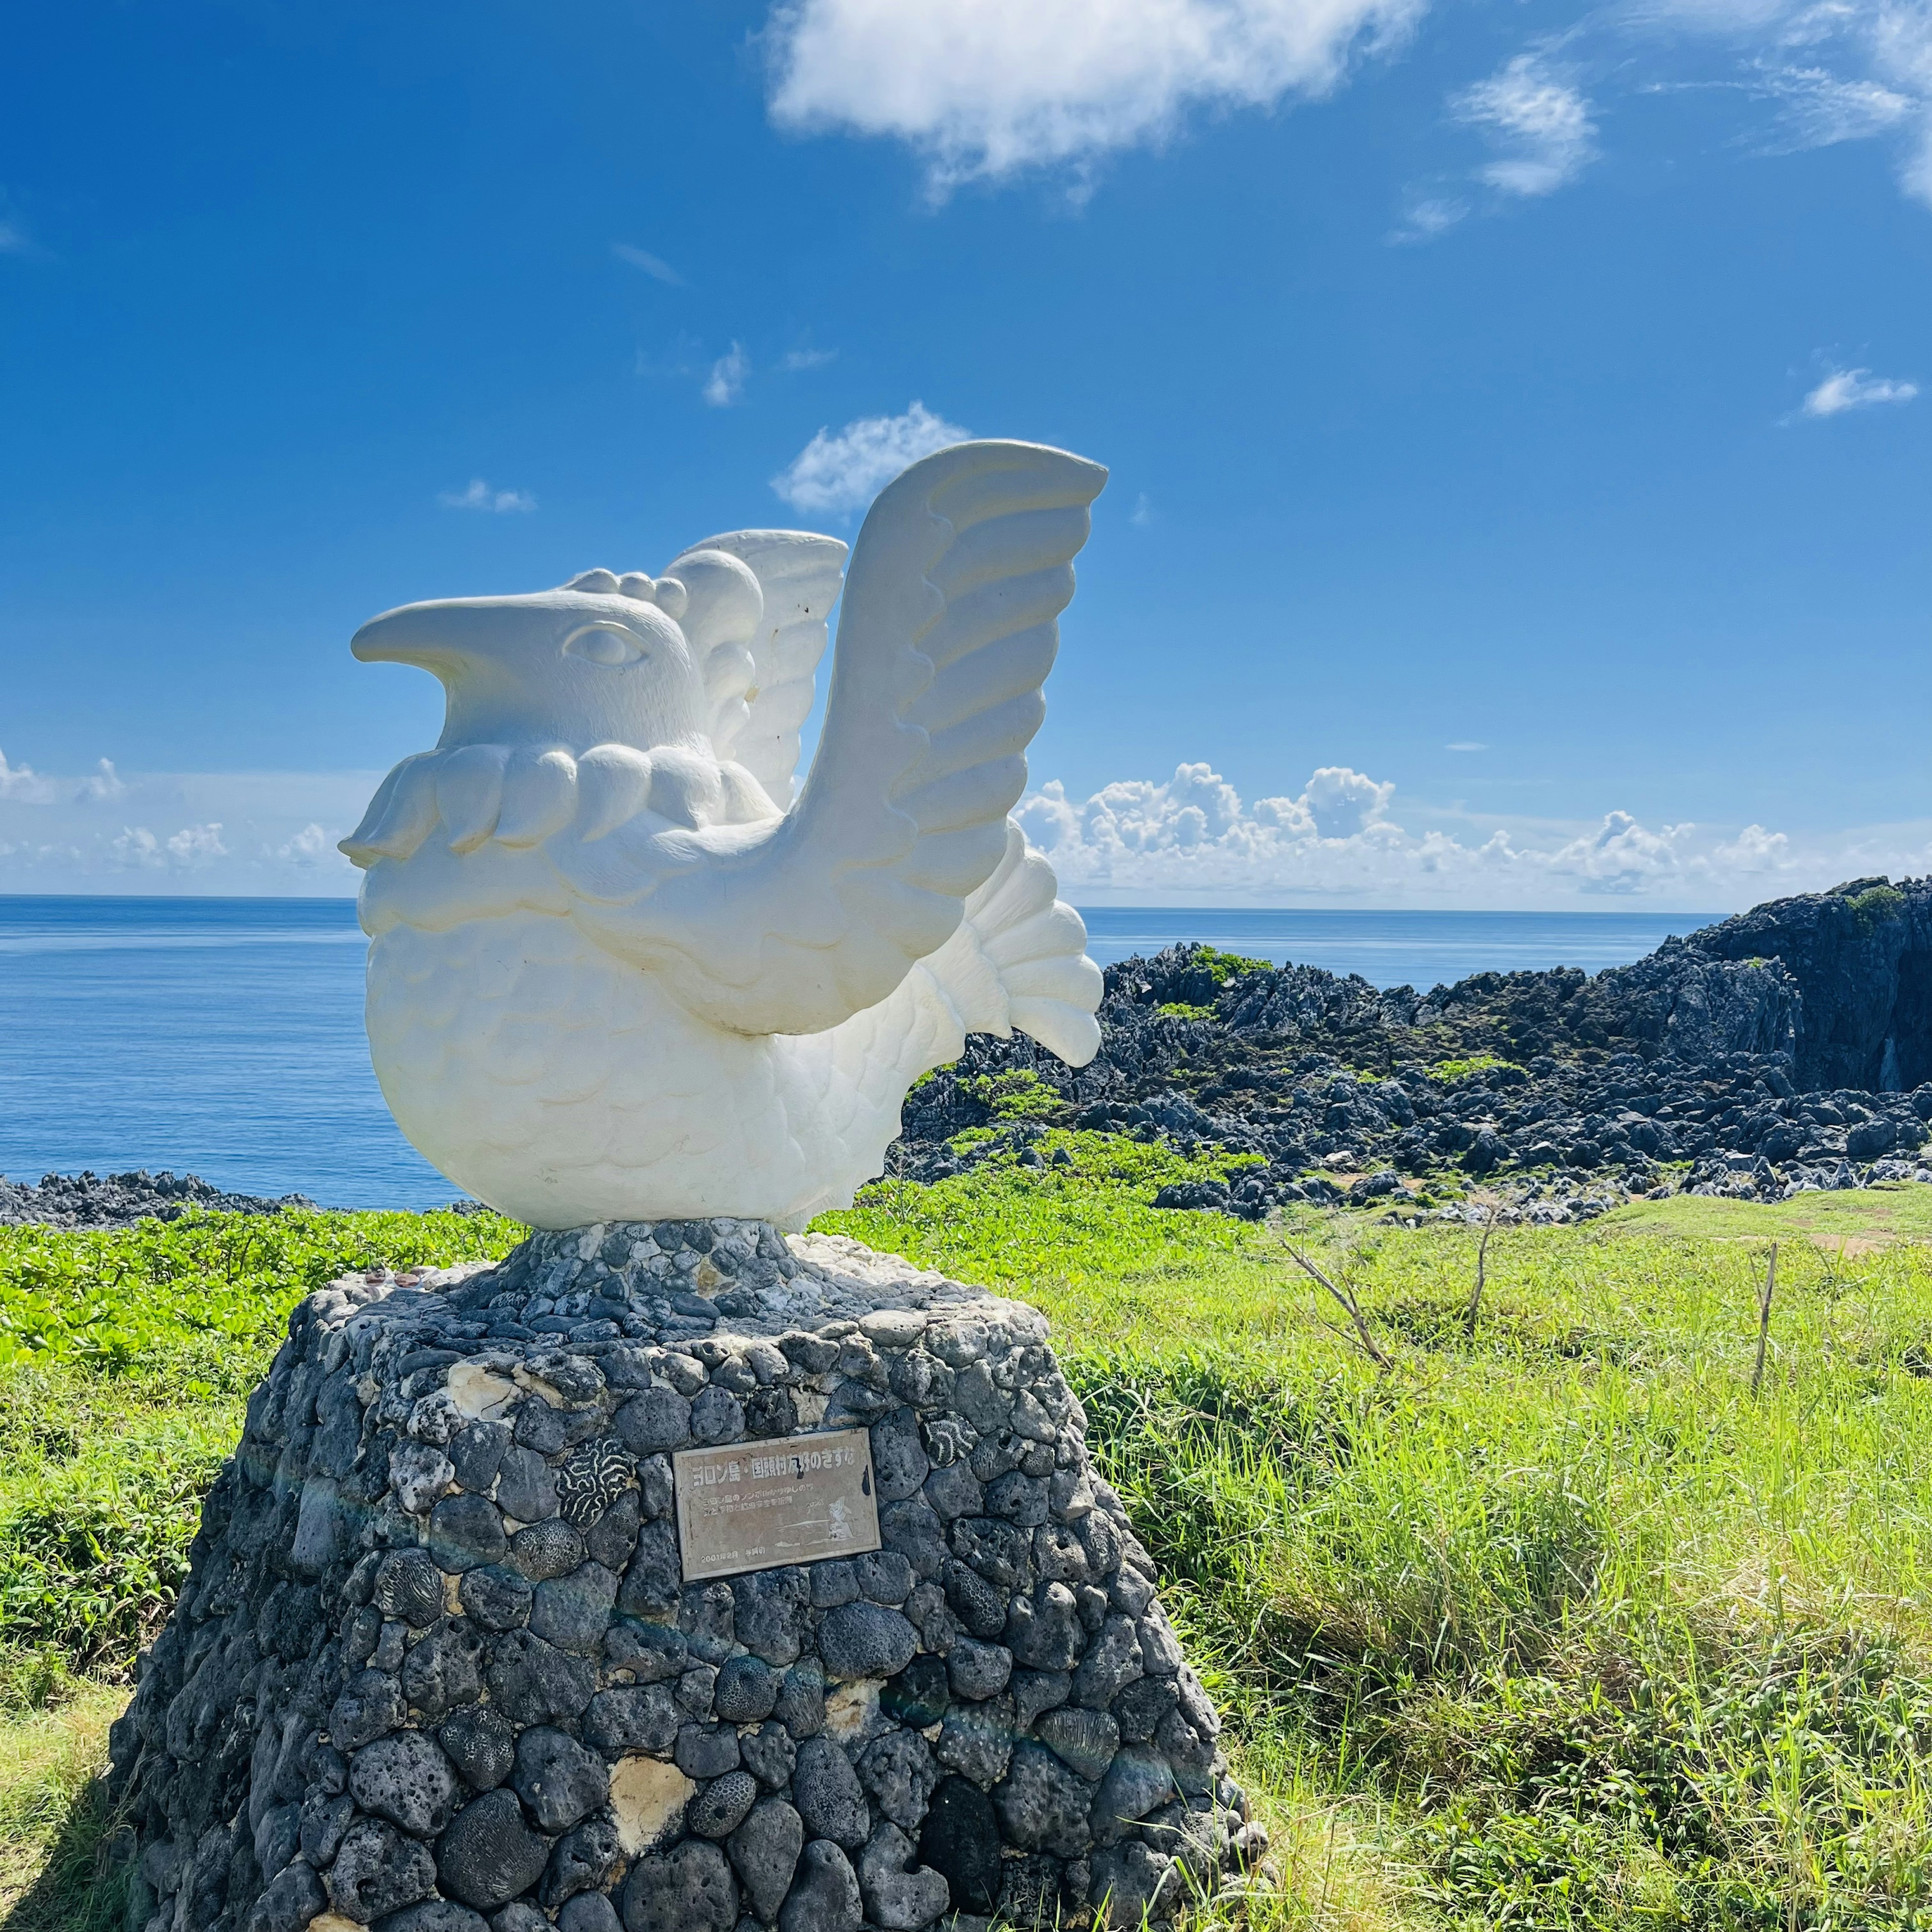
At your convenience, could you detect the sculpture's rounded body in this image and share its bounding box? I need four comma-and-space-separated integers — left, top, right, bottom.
367, 913, 946, 1229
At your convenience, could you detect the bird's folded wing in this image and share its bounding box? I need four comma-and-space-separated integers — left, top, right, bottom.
548, 440, 1106, 1037
671, 530, 848, 806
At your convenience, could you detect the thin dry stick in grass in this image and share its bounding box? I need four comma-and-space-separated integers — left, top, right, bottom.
1464, 1197, 1502, 1335
1276, 1233, 1393, 1371
1751, 1242, 1777, 1398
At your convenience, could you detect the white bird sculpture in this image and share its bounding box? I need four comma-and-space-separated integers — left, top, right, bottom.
341, 440, 1106, 1229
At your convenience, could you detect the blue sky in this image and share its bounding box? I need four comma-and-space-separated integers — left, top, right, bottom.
0, 0, 1926, 906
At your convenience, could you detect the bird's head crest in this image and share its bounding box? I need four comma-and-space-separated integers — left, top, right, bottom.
351, 551, 766, 758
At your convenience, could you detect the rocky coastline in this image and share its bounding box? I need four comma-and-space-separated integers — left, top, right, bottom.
0, 1168, 323, 1230
14, 877, 1932, 1232
893, 875, 1932, 1221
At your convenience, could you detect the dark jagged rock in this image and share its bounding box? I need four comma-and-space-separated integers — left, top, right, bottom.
889, 878, 1932, 1219
108, 1223, 1264, 1932
0, 1167, 318, 1228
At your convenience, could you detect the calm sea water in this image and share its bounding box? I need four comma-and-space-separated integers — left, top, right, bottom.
0, 897, 1721, 1211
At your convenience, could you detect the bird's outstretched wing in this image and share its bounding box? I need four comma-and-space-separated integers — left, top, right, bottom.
672, 530, 847, 807
550, 440, 1106, 1035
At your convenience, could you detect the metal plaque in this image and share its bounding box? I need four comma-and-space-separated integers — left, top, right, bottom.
673, 1428, 882, 1582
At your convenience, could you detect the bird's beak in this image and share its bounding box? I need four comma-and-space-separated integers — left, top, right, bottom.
350, 598, 498, 674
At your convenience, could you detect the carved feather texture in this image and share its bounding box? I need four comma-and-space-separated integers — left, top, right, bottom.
680, 530, 848, 806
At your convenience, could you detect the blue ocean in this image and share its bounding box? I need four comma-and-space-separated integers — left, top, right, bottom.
0, 898, 1722, 1211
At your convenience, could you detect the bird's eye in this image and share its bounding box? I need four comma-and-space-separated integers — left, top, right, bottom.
563, 623, 647, 667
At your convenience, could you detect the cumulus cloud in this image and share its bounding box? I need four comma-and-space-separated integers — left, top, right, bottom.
1, 751, 129, 804
611, 242, 685, 284
440, 478, 537, 513
2, 762, 374, 892
1713, 823, 1792, 870
75, 758, 125, 802
1455, 55, 1599, 195
109, 826, 160, 868
1303, 765, 1397, 838
1544, 810, 1698, 894
166, 823, 227, 864
1013, 760, 1905, 903
764, 0, 1425, 193
1799, 366, 1919, 415
109, 823, 233, 869
771, 400, 971, 514
107, 820, 255, 870
703, 343, 749, 407
1018, 761, 1399, 874
274, 823, 334, 866
0, 750, 56, 803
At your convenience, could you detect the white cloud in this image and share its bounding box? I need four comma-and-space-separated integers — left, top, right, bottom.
1303, 764, 1396, 838
0, 750, 56, 803
111, 823, 229, 870
1015, 759, 1915, 904
1618, 0, 1932, 207
704, 343, 750, 407
440, 478, 537, 513
771, 400, 971, 515
3, 751, 127, 804
765, 0, 1426, 193
1019, 761, 1385, 870
1712, 822, 1792, 869
1130, 493, 1154, 526
275, 822, 333, 865
168, 823, 227, 864
0, 221, 28, 256
1799, 365, 1919, 415
1545, 808, 1694, 894
611, 242, 685, 285
778, 346, 839, 372
1749, 63, 1914, 147
1445, 741, 1488, 752
1392, 193, 1469, 239
1455, 55, 1599, 195
111, 826, 162, 869
74, 758, 124, 802
2, 763, 373, 893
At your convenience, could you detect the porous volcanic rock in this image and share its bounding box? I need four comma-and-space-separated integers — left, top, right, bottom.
890, 878, 1932, 1219
0, 1168, 319, 1229
109, 1220, 1263, 1932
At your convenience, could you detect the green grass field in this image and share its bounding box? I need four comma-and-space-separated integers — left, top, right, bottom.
7, 1137, 1932, 1928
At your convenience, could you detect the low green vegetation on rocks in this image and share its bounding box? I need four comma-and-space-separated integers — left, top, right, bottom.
1848, 883, 1907, 932
8, 1166, 1932, 1926
1425, 1054, 1523, 1084
959, 1067, 1074, 1122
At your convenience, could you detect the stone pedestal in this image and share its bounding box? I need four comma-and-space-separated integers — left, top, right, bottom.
110, 1220, 1265, 1932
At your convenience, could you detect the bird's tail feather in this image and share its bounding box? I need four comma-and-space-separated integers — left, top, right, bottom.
781, 826, 1099, 1224
916, 823, 1102, 1067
